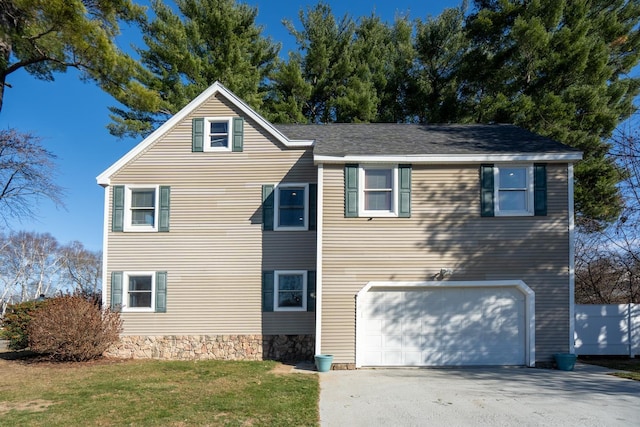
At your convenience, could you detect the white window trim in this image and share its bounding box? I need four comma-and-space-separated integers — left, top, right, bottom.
123, 185, 159, 232
203, 117, 233, 152
358, 165, 398, 217
494, 164, 534, 217
274, 270, 307, 312
274, 183, 309, 231
122, 271, 156, 313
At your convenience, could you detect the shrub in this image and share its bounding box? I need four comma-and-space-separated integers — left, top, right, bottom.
28, 295, 122, 361
0, 300, 46, 350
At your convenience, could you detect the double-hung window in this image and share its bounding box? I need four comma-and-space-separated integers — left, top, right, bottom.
205, 117, 233, 151
274, 183, 309, 230
359, 166, 398, 217
495, 165, 534, 216
124, 186, 159, 232
274, 270, 307, 311
123, 272, 155, 312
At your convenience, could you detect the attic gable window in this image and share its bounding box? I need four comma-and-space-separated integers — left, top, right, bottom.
205, 117, 232, 151
192, 117, 244, 152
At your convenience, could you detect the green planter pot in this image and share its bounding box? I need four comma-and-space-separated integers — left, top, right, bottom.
554, 353, 577, 371
314, 354, 333, 372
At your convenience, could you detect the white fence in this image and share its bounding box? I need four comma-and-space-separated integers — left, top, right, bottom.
574, 304, 640, 357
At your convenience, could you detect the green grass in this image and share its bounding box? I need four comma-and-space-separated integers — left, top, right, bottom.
0, 355, 319, 426
579, 356, 640, 381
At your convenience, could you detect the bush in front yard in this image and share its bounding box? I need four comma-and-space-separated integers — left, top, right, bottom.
28, 295, 122, 361
0, 300, 46, 350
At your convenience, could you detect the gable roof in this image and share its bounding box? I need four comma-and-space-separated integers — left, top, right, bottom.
276, 123, 583, 164
97, 81, 314, 185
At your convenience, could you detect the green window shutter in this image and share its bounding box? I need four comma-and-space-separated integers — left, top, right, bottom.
262, 271, 274, 312
232, 117, 244, 152
534, 164, 547, 216
192, 118, 204, 152
112, 186, 125, 232
480, 164, 495, 217
155, 271, 167, 313
110, 271, 123, 312
309, 183, 317, 230
158, 186, 170, 232
262, 184, 274, 231
398, 164, 411, 217
307, 271, 316, 312
344, 164, 359, 217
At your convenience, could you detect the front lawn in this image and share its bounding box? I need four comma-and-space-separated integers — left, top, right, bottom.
0, 354, 318, 426
579, 356, 640, 381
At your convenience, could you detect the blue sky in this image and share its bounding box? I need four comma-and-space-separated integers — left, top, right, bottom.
0, 0, 461, 251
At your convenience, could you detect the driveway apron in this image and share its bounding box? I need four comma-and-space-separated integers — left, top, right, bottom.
319, 364, 640, 427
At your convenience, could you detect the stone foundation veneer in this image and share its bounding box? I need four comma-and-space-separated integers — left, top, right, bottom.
105, 334, 314, 361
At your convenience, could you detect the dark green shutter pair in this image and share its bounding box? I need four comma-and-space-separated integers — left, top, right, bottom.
110, 271, 167, 312
262, 271, 316, 312
192, 117, 244, 152
480, 164, 547, 217
344, 164, 412, 217
262, 184, 317, 231
112, 186, 170, 232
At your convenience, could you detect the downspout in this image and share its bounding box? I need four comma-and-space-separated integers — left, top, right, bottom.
101, 184, 109, 309
568, 164, 576, 354
315, 164, 324, 355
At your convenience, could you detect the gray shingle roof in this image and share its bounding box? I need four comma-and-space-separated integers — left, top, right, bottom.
274, 123, 581, 156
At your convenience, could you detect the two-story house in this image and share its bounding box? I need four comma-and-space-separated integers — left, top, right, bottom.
98, 82, 582, 368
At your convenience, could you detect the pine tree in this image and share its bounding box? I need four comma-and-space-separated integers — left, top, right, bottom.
107, 0, 279, 138
462, 0, 640, 224
0, 0, 149, 113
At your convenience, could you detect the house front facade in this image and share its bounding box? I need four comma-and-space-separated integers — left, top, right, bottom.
98, 82, 582, 367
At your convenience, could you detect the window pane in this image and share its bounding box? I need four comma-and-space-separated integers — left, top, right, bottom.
279, 274, 303, 291
131, 190, 154, 208
279, 208, 305, 227
131, 209, 155, 226
279, 188, 305, 207
365, 191, 392, 211
365, 169, 392, 189
278, 187, 305, 227
210, 122, 228, 134
210, 136, 228, 147
129, 292, 151, 308
278, 291, 303, 307
129, 276, 152, 291
499, 168, 526, 189
499, 190, 527, 211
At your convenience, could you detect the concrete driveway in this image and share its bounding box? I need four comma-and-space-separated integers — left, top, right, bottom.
319, 363, 640, 427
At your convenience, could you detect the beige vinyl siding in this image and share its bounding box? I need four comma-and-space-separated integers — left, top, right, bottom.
321, 163, 570, 363
106, 93, 315, 335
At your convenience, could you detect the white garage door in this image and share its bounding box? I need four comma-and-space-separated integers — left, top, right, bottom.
360, 286, 526, 366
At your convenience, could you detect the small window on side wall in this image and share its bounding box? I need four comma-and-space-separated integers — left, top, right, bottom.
274, 271, 307, 311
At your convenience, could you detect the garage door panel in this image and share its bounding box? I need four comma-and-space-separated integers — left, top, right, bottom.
360, 286, 526, 366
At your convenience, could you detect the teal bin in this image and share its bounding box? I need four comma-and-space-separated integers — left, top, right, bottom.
314, 354, 334, 372
554, 353, 577, 371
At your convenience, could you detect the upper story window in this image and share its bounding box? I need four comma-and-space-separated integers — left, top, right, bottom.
112, 185, 170, 233
204, 117, 233, 151
125, 186, 159, 232
344, 164, 411, 218
495, 165, 534, 216
275, 184, 309, 230
359, 166, 398, 217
